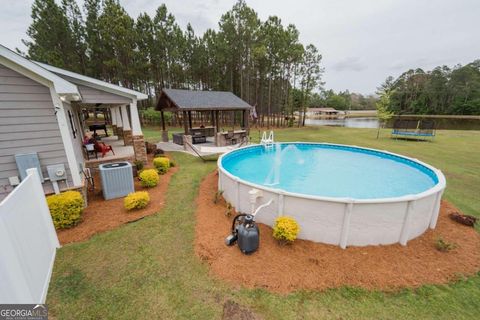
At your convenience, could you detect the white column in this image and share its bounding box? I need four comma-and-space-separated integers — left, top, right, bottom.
121, 105, 131, 130
111, 108, 117, 126
49, 88, 82, 186
115, 107, 123, 129
129, 99, 143, 136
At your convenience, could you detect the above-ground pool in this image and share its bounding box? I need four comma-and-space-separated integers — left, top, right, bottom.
218, 143, 446, 248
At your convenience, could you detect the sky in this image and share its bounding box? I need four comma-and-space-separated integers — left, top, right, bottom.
1, 0, 479, 95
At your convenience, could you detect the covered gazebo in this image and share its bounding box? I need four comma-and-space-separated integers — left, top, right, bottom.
156, 89, 252, 147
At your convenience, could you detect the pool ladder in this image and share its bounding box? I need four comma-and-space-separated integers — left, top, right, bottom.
261, 131, 274, 149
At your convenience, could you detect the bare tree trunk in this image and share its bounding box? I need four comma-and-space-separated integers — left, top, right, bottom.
267, 76, 272, 129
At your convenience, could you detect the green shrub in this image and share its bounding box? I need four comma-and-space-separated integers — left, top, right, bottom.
153, 157, 170, 175
213, 190, 224, 204
139, 169, 160, 187
273, 216, 300, 244
140, 108, 173, 124
124, 191, 150, 210
134, 160, 144, 171
435, 237, 457, 252
47, 191, 84, 229
225, 202, 233, 217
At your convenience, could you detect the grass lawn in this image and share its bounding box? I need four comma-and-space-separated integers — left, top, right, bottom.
48, 126, 480, 319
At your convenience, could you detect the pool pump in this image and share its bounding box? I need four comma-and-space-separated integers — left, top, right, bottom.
225, 213, 260, 254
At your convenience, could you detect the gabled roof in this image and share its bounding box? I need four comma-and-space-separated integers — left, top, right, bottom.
157, 89, 252, 111
37, 62, 148, 101
0, 44, 80, 99
0, 44, 147, 102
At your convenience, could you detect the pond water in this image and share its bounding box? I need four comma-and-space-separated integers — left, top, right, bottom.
305, 117, 379, 128
305, 117, 480, 130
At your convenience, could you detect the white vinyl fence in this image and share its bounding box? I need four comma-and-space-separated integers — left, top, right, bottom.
0, 168, 60, 303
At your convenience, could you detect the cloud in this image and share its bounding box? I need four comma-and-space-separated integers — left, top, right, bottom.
1, 0, 479, 94
331, 57, 366, 72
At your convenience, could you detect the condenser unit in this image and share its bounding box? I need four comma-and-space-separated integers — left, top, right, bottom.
99, 162, 134, 200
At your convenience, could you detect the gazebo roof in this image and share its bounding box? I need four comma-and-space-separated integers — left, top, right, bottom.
156, 89, 252, 112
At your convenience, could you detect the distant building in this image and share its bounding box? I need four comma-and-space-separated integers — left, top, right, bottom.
306, 107, 345, 116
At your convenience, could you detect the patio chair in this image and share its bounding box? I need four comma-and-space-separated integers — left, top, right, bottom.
83, 143, 98, 160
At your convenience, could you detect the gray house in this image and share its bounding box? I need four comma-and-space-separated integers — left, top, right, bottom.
0, 44, 148, 200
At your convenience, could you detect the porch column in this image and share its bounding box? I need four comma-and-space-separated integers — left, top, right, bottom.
115, 106, 124, 138
121, 104, 133, 146
111, 107, 118, 135
129, 99, 147, 163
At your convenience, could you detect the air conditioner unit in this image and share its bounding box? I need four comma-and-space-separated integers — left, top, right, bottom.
99, 162, 134, 200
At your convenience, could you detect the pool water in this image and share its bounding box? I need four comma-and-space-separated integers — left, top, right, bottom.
221, 143, 438, 199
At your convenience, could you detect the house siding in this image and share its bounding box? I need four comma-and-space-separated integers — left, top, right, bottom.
0, 63, 73, 199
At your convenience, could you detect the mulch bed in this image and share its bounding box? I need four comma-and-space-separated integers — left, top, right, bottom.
57, 154, 177, 244
195, 171, 480, 294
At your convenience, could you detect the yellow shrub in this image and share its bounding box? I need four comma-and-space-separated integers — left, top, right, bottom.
273, 216, 300, 243
153, 157, 170, 174
124, 191, 150, 210
139, 169, 159, 187
47, 191, 84, 229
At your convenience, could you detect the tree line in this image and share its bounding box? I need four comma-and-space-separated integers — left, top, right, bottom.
306, 90, 377, 111
378, 61, 480, 115
22, 0, 324, 127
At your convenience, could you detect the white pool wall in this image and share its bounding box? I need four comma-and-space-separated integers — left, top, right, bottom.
218, 143, 446, 248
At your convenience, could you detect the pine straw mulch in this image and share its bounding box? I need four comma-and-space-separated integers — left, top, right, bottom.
195, 171, 480, 294
57, 155, 177, 245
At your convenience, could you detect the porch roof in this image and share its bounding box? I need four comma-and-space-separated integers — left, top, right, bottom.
35, 62, 148, 101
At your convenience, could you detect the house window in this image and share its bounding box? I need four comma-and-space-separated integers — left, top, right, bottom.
68, 110, 77, 139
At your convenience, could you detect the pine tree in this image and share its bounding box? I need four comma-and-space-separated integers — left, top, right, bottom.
84, 0, 104, 78
62, 0, 87, 73
23, 0, 75, 68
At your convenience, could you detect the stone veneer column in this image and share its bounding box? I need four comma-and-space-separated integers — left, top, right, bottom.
117, 126, 124, 138
132, 135, 147, 163
123, 129, 133, 146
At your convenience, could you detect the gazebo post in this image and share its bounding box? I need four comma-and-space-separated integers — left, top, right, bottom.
160, 110, 168, 142
188, 111, 193, 131
160, 111, 166, 130
183, 111, 189, 134
243, 109, 249, 133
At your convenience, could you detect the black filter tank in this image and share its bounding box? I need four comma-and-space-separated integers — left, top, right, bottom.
225, 214, 259, 254
236, 215, 259, 254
